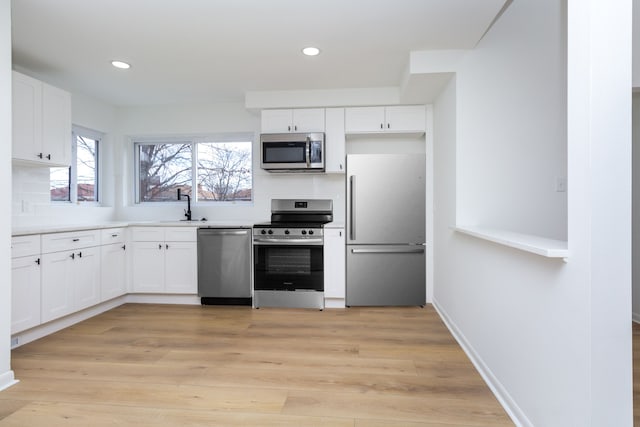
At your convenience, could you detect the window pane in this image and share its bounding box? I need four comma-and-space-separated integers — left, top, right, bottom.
50, 167, 70, 201
138, 143, 192, 202
76, 135, 98, 202
197, 141, 252, 201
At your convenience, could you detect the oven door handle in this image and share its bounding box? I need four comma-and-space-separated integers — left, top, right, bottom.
254, 237, 323, 245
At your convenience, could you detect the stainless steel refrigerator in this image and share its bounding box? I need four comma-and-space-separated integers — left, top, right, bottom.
346, 154, 426, 306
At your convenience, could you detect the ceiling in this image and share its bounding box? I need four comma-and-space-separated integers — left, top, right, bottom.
11, 0, 508, 107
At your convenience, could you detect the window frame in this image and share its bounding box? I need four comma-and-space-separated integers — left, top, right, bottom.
50, 125, 102, 204
133, 133, 254, 205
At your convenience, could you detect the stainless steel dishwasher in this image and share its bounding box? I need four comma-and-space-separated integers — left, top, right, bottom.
197, 227, 252, 305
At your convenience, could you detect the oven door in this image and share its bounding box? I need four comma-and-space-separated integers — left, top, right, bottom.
253, 243, 324, 291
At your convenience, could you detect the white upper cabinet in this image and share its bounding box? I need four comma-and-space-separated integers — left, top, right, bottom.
12, 71, 71, 166
345, 105, 425, 134
324, 108, 346, 173
261, 108, 325, 133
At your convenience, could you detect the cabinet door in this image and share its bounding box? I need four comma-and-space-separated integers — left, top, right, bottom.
11, 255, 41, 334
101, 243, 127, 301
164, 242, 197, 294
41, 251, 75, 323
324, 228, 346, 299
325, 108, 345, 173
384, 105, 426, 133
131, 242, 165, 292
345, 107, 385, 133
74, 246, 101, 310
292, 108, 325, 132
41, 83, 72, 166
261, 109, 294, 133
12, 71, 42, 162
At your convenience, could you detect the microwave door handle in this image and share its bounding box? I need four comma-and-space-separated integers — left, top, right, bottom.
306, 137, 311, 168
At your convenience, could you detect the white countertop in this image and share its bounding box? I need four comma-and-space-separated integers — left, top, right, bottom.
12, 220, 253, 236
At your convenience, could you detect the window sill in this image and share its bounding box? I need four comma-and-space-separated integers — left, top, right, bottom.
453, 225, 569, 259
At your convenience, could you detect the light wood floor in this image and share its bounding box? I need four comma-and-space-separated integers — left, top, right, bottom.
0, 304, 512, 426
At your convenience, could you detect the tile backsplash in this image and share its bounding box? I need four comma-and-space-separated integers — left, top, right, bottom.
12, 165, 51, 216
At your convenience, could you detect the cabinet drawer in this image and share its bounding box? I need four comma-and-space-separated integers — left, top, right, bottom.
41, 229, 101, 253
131, 227, 165, 242
12, 235, 41, 258
101, 227, 126, 244
165, 227, 196, 242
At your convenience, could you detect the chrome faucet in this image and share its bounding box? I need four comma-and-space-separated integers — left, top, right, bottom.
176, 188, 192, 221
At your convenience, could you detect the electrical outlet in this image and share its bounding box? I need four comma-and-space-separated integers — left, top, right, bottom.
556, 177, 567, 193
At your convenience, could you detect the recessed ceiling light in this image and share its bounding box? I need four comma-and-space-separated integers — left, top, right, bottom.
302, 47, 320, 56
111, 60, 131, 69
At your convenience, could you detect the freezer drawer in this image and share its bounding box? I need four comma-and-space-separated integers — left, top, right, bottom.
346, 244, 425, 306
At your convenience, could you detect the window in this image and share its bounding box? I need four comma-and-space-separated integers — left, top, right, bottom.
134, 135, 252, 203
50, 126, 100, 203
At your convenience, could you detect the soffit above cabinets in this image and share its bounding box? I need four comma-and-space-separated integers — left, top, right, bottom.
11, 0, 509, 107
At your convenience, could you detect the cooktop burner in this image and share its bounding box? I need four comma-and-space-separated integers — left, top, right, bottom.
253, 222, 327, 229
254, 198, 333, 229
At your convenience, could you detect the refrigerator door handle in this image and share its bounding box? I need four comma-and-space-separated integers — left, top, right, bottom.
349, 175, 356, 240
350, 247, 425, 254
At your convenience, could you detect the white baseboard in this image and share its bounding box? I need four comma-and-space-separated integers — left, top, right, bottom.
0, 370, 18, 392
11, 296, 128, 349
10, 294, 202, 350
432, 299, 531, 427
324, 298, 346, 308
125, 294, 201, 305
633, 312, 640, 324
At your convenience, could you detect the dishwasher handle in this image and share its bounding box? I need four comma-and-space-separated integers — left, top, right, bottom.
198, 229, 250, 236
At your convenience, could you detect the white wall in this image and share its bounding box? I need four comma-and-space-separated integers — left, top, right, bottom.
115, 102, 345, 224
11, 90, 118, 228
0, 0, 16, 391
433, 0, 632, 425
456, 1, 567, 240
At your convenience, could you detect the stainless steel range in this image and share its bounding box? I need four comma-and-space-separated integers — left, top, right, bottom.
253, 199, 333, 309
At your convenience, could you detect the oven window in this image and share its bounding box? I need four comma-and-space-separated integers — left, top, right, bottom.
254, 244, 324, 291
266, 248, 311, 275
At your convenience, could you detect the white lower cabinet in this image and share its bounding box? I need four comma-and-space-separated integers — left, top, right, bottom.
11, 254, 41, 334
324, 228, 346, 299
131, 227, 197, 294
101, 228, 127, 301
41, 245, 101, 323
101, 243, 127, 301
40, 230, 102, 323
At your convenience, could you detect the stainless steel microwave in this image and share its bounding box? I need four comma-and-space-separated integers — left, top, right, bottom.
260, 132, 325, 172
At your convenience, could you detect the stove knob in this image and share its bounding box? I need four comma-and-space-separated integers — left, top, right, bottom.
301, 230, 307, 235
308, 230, 314, 235
268, 229, 274, 235
284, 230, 290, 235
261, 229, 266, 235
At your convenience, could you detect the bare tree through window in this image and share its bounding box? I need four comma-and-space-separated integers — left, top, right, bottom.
135, 138, 252, 203
138, 143, 192, 202
197, 142, 252, 201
